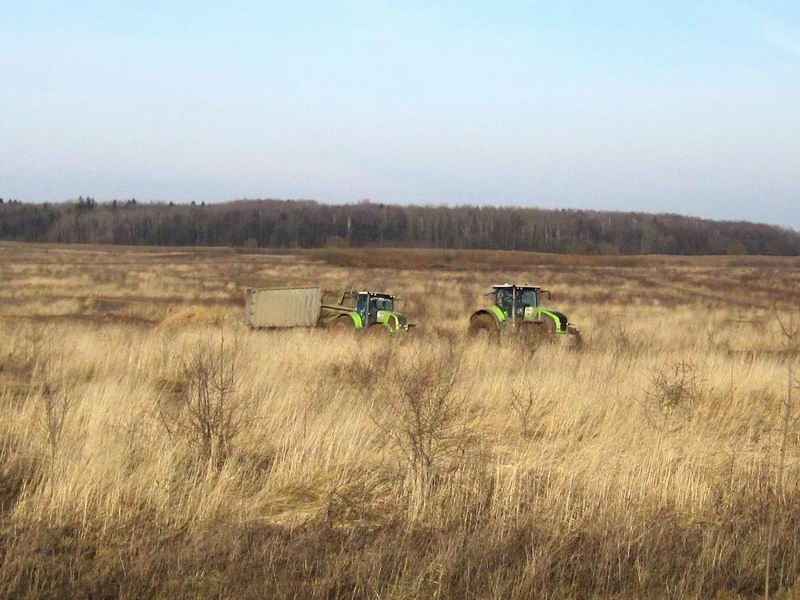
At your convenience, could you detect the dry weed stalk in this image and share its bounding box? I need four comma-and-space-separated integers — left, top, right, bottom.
510, 387, 538, 438
12, 322, 52, 374
37, 382, 74, 467
31, 356, 76, 468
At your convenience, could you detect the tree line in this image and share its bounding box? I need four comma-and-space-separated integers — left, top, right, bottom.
1, 197, 798, 255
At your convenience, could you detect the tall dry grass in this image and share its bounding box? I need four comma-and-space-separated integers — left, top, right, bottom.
0, 243, 799, 598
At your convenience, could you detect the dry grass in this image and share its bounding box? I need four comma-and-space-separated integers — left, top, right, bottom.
1, 242, 800, 598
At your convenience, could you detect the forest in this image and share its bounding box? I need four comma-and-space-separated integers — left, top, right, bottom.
1, 197, 798, 255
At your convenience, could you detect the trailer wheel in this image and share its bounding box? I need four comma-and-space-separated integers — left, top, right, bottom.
332, 316, 355, 332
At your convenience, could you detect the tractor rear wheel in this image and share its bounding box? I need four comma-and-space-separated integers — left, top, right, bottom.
332, 315, 355, 332
468, 313, 498, 338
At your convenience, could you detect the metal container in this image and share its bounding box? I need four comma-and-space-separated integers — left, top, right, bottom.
244, 287, 322, 328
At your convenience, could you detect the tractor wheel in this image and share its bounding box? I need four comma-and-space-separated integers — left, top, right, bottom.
468, 313, 498, 338
332, 315, 355, 333
367, 323, 388, 335
518, 318, 556, 345
564, 326, 583, 350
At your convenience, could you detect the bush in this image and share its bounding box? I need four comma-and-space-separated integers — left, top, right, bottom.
371, 344, 484, 506
157, 332, 256, 468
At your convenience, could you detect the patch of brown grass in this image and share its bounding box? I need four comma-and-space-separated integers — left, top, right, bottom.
159, 306, 224, 328
0, 244, 799, 597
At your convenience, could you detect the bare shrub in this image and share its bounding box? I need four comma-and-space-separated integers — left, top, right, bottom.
372, 344, 484, 503
641, 360, 706, 435
605, 322, 641, 354
158, 332, 256, 469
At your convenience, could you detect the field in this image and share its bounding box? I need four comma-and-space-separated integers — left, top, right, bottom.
2, 242, 800, 599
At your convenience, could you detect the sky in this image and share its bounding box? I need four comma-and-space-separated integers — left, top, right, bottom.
1, 1, 799, 227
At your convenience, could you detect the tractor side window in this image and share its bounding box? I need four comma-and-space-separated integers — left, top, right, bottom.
372, 297, 393, 312
519, 290, 538, 307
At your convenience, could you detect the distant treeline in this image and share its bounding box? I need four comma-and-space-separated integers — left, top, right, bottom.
1, 197, 799, 255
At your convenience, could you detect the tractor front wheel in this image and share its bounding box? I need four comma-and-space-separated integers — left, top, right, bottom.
564, 325, 583, 349
518, 318, 556, 344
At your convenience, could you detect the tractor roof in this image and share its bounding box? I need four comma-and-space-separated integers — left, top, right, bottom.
491, 284, 541, 290
360, 291, 396, 298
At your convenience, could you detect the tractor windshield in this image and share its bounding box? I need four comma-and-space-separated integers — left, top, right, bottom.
370, 296, 394, 312
493, 287, 538, 318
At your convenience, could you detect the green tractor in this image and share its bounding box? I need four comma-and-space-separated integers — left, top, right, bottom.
468, 283, 581, 346
326, 289, 412, 334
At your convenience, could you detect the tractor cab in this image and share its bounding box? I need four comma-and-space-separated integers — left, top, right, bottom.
490, 284, 551, 320
353, 291, 410, 332
488, 284, 550, 320
355, 292, 394, 324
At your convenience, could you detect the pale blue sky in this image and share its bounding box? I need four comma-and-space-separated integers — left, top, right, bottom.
2, 1, 799, 227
